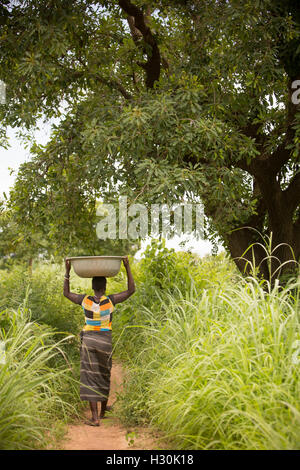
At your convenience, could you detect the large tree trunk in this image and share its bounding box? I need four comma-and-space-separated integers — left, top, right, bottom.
223, 164, 300, 281
226, 228, 270, 280
226, 223, 299, 282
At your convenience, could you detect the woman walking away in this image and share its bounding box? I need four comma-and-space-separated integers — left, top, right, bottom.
63, 256, 135, 426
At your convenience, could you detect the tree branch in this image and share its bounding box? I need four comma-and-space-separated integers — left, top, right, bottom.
74, 55, 133, 100
94, 73, 133, 100
285, 171, 300, 212
118, 0, 161, 88
127, 14, 143, 44
257, 77, 300, 175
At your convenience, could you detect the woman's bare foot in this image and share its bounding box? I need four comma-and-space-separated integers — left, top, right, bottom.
99, 404, 113, 419
85, 418, 100, 426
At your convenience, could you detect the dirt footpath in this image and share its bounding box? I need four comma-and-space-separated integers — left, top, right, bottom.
62, 361, 164, 450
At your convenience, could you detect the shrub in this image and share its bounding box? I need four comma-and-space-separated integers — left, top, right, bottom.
0, 306, 82, 450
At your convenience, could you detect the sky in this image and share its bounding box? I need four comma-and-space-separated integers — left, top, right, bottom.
0, 121, 222, 258
0, 122, 54, 198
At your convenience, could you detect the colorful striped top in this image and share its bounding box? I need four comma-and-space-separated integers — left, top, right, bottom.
81, 295, 115, 332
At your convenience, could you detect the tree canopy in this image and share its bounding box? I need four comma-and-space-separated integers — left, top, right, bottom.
0, 0, 299, 275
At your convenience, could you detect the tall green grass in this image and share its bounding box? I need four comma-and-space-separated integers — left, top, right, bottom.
0, 259, 125, 449
114, 270, 300, 449
0, 263, 84, 338
0, 304, 82, 449
1, 242, 299, 449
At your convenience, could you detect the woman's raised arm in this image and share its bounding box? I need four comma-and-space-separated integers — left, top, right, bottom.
63, 259, 85, 305
110, 256, 136, 305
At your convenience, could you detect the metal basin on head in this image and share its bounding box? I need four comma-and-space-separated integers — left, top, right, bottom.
67, 256, 125, 278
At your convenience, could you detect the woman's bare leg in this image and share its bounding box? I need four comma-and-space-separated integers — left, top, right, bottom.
100, 400, 108, 418
89, 401, 99, 423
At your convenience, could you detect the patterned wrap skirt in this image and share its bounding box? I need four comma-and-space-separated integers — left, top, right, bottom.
79, 330, 112, 402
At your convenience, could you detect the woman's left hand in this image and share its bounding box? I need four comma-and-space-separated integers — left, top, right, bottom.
122, 256, 129, 268
65, 259, 71, 274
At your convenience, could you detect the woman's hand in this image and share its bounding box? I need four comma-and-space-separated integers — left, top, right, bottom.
111, 255, 135, 305
65, 259, 71, 274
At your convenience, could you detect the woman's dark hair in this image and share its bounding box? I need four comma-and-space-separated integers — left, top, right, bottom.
92, 276, 107, 292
